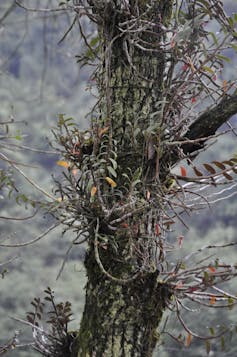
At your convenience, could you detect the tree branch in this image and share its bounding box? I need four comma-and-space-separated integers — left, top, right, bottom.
182, 93, 237, 155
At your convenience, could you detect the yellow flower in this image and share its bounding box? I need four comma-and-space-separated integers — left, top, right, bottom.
91, 186, 97, 197
105, 177, 117, 188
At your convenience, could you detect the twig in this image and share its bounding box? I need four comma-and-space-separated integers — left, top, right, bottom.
0, 152, 56, 201
15, 1, 67, 13
56, 232, 88, 280
58, 14, 78, 44
0, 223, 59, 247
0, 209, 38, 221
183, 241, 237, 262
94, 218, 142, 285
0, 255, 18, 267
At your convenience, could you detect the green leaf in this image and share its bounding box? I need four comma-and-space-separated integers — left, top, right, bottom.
228, 297, 234, 310
134, 127, 141, 138
14, 130, 22, 141
228, 17, 234, 29
209, 327, 215, 336
202, 66, 215, 74
133, 167, 142, 181
8, 188, 13, 199
216, 54, 232, 63
215, 259, 219, 268
90, 36, 99, 47
221, 336, 225, 351
203, 271, 209, 284
15, 135, 22, 140
132, 179, 141, 187
122, 173, 130, 180
231, 44, 237, 52
107, 166, 117, 178
58, 113, 65, 125
84, 48, 96, 61
98, 159, 107, 166
16, 194, 28, 205
109, 158, 117, 170
205, 340, 211, 354
209, 32, 218, 45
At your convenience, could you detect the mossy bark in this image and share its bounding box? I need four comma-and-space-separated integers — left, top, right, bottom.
72, 2, 174, 356
73, 246, 168, 357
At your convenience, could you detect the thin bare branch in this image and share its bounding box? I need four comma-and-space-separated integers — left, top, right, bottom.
0, 223, 59, 247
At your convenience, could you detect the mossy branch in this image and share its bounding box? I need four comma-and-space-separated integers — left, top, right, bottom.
182, 93, 237, 156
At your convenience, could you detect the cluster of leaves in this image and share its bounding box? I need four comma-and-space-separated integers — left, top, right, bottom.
0, 331, 20, 356
162, 8, 237, 143
163, 323, 237, 355
25, 287, 75, 357
178, 156, 237, 183
190, 157, 237, 181
0, 168, 17, 199
52, 115, 141, 231
50, 115, 167, 280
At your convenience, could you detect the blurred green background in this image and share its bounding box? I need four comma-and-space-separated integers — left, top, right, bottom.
0, 1, 237, 356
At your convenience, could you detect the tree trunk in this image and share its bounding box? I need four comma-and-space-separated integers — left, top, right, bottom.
72, 1, 174, 356
73, 247, 168, 357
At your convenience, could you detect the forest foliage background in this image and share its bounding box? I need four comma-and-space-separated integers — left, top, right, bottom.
0, 1, 237, 356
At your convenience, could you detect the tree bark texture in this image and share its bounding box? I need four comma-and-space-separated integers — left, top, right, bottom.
73, 249, 168, 357
73, 1, 174, 356
182, 94, 237, 154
